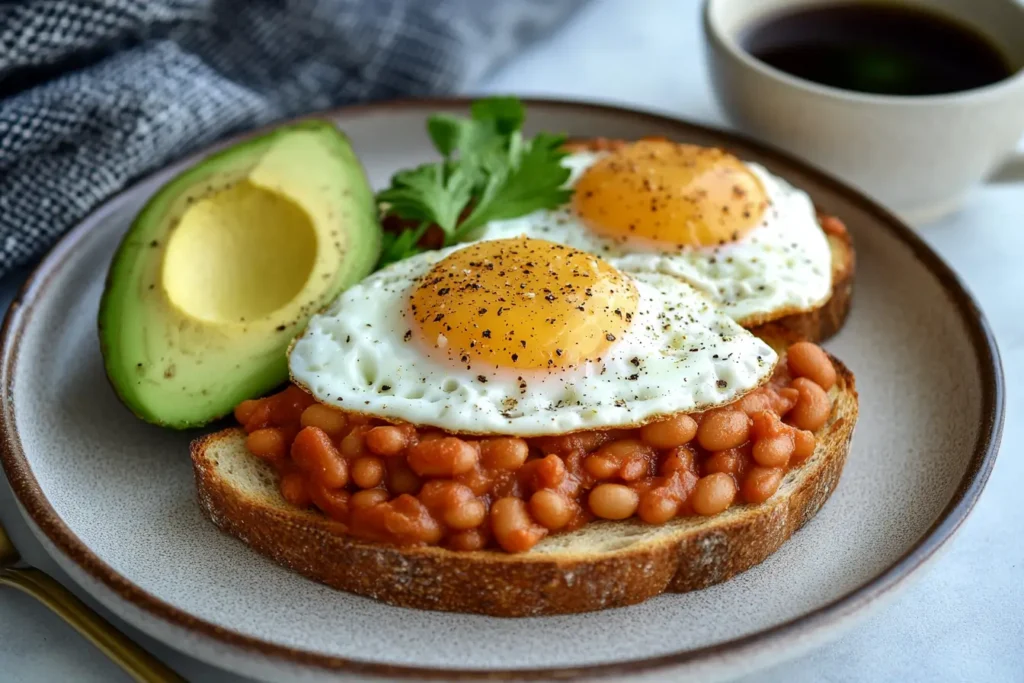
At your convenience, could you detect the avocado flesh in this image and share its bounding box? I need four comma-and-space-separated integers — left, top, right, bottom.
99, 121, 382, 428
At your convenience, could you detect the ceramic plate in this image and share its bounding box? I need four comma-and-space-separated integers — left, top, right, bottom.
0, 100, 1003, 682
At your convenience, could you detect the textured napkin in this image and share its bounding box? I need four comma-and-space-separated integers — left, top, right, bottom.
0, 0, 587, 280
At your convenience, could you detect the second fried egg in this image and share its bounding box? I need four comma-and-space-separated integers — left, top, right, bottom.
469, 140, 834, 326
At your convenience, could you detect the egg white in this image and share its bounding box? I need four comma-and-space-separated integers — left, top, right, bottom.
468, 151, 834, 325
289, 244, 778, 436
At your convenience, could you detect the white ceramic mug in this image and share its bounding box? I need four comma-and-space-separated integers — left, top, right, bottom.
703, 0, 1024, 223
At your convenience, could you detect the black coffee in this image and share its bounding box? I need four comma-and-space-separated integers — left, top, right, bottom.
743, 3, 1014, 96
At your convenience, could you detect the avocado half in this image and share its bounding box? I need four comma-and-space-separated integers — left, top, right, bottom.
99, 120, 382, 428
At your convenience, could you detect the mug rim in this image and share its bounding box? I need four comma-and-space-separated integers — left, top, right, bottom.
702, 0, 1024, 106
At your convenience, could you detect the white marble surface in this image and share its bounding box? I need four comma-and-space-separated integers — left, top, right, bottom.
1, 0, 1022, 680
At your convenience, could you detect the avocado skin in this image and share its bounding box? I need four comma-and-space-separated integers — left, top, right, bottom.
99, 120, 382, 429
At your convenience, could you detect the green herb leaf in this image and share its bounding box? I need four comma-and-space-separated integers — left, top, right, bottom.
375, 96, 571, 268
378, 220, 431, 267
460, 132, 572, 234
469, 96, 524, 135
376, 162, 474, 234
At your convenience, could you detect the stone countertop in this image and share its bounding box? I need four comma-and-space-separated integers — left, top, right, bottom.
2, 1, 1021, 680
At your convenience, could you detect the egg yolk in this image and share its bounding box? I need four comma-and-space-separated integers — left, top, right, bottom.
574, 140, 768, 248
408, 238, 638, 372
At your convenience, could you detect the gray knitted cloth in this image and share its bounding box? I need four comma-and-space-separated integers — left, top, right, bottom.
0, 0, 587, 279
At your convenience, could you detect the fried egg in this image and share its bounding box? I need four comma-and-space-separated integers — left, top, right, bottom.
468, 141, 833, 326
289, 238, 777, 435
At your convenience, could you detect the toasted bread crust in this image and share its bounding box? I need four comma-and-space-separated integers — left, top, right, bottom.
192, 358, 857, 617
562, 138, 855, 343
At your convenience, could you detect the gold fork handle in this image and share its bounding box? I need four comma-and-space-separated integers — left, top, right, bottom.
1, 567, 184, 682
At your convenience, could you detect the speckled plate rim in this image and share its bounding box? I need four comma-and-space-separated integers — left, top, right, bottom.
0, 97, 1005, 680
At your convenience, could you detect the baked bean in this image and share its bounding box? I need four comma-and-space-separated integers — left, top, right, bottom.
596, 439, 655, 464
398, 423, 420, 448
752, 434, 794, 468
660, 446, 696, 476
417, 431, 444, 443
619, 456, 649, 481
691, 473, 736, 515
407, 437, 478, 477
741, 467, 784, 504
640, 414, 698, 449
773, 387, 800, 415
670, 469, 700, 502
234, 399, 262, 427
447, 529, 487, 551
479, 437, 530, 470
444, 499, 487, 530
588, 483, 639, 520
309, 484, 350, 521
349, 488, 389, 511
345, 413, 372, 427
365, 425, 410, 457
628, 477, 658, 496
638, 489, 679, 524
751, 410, 784, 441
788, 377, 831, 432
491, 497, 547, 552
586, 439, 655, 481
279, 471, 311, 507
584, 454, 619, 479
787, 342, 837, 391
455, 467, 495, 497
697, 410, 751, 451
386, 458, 422, 494
737, 390, 773, 415
520, 454, 566, 491
394, 494, 444, 544
529, 489, 573, 530
349, 494, 442, 545
339, 425, 372, 459
532, 431, 608, 456
703, 448, 748, 479
240, 399, 273, 432
300, 404, 347, 438
291, 427, 348, 488
792, 429, 816, 463
246, 428, 287, 462
418, 480, 472, 511
271, 385, 316, 424
351, 456, 385, 489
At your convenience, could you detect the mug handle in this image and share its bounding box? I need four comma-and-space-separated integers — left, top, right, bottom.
989, 150, 1024, 183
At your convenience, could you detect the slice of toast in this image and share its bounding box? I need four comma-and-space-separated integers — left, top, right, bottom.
191, 355, 857, 617
562, 138, 856, 343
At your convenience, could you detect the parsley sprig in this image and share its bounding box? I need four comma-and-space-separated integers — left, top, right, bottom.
376, 97, 572, 267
